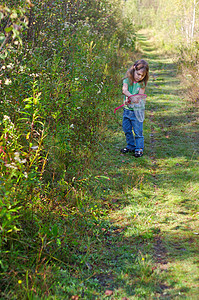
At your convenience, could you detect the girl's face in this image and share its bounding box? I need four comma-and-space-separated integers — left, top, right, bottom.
134, 69, 146, 82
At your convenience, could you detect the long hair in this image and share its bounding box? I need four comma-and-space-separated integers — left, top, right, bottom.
126, 59, 149, 87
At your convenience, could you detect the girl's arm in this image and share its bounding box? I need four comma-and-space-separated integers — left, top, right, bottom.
123, 83, 146, 97
123, 83, 146, 104
132, 87, 146, 103
122, 83, 132, 105
122, 83, 133, 97
139, 87, 145, 94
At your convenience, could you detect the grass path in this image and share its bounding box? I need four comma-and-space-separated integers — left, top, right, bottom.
55, 34, 198, 299
134, 34, 199, 298
91, 34, 198, 299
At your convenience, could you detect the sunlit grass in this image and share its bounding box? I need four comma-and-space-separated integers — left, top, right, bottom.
1, 23, 199, 299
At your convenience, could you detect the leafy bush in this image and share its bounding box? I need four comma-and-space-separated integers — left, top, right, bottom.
0, 0, 136, 298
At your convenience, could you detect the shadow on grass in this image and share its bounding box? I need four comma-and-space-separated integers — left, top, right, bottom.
95, 34, 199, 298
64, 215, 198, 299
52, 33, 199, 299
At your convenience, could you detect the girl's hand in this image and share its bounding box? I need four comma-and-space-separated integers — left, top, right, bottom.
124, 98, 131, 105
128, 95, 139, 104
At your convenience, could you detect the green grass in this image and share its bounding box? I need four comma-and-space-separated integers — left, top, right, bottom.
43, 33, 199, 299
2, 33, 199, 300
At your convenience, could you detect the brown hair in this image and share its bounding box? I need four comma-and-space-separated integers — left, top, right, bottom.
125, 59, 149, 87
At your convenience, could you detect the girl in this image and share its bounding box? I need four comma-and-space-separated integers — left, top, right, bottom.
121, 59, 149, 157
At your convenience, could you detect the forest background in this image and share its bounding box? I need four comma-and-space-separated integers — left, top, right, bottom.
0, 0, 199, 299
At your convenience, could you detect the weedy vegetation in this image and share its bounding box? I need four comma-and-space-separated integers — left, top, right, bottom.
0, 0, 199, 299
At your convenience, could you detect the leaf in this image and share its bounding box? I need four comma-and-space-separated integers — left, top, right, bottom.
19, 111, 31, 116
26, 132, 30, 140
31, 146, 38, 150
5, 26, 13, 33
105, 290, 113, 296
95, 175, 110, 180
57, 238, 61, 246
24, 104, 32, 109
35, 120, 44, 126
24, 97, 33, 102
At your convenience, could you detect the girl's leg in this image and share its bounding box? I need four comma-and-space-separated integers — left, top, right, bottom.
122, 109, 136, 150
132, 116, 144, 151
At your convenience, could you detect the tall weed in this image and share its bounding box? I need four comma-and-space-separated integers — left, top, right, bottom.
178, 43, 199, 106
0, 0, 136, 297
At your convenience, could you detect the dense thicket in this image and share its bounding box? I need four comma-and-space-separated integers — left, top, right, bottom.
1, 0, 198, 298
0, 1, 135, 297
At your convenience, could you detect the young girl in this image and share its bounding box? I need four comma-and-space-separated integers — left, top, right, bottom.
121, 59, 149, 157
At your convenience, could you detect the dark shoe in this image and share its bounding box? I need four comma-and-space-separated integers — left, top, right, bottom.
120, 147, 135, 154
134, 150, 143, 157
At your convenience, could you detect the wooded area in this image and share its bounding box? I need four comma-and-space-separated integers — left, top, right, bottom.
0, 0, 198, 299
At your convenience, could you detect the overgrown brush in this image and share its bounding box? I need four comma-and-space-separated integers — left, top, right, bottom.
0, 0, 136, 298
178, 43, 199, 107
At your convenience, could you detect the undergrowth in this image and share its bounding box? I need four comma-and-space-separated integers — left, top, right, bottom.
0, 0, 136, 298
177, 42, 199, 107
1, 2, 199, 299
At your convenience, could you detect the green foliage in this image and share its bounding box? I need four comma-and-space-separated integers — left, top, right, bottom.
0, 2, 29, 59
1, 3, 199, 295
0, 0, 136, 298
124, 0, 199, 48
